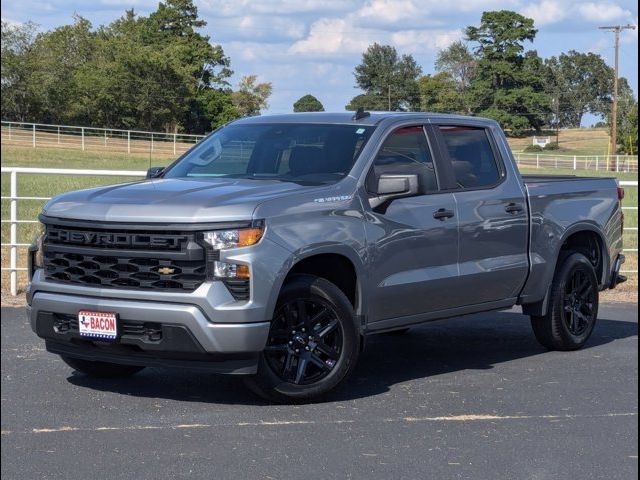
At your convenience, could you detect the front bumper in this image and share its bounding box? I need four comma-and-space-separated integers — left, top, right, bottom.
28, 291, 271, 374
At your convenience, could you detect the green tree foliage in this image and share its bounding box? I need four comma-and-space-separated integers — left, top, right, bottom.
345, 93, 387, 111
611, 78, 638, 154
544, 51, 614, 128
465, 10, 550, 135
0, 0, 270, 133
618, 101, 638, 155
293, 94, 324, 112
232, 75, 273, 117
418, 72, 465, 113
434, 41, 476, 113
1, 21, 40, 121
347, 43, 422, 111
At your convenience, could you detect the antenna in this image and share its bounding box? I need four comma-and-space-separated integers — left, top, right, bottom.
352, 107, 370, 121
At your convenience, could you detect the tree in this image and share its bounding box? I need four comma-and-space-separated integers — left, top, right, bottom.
465, 10, 550, 135
1, 21, 39, 121
435, 41, 476, 113
31, 15, 96, 125
293, 94, 324, 112
544, 51, 613, 128
345, 93, 387, 111
618, 101, 638, 155
0, 0, 242, 133
232, 75, 272, 117
348, 43, 422, 111
418, 72, 465, 113
610, 78, 637, 154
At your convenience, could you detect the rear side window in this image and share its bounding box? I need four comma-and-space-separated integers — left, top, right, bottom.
368, 126, 438, 194
439, 126, 501, 189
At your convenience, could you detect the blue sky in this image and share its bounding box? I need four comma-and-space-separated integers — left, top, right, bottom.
2, 0, 638, 122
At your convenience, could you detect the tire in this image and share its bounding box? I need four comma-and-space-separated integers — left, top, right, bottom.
244, 275, 361, 403
61, 355, 145, 378
530, 252, 599, 351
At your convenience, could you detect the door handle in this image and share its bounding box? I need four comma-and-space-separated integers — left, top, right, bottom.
433, 208, 455, 220
505, 203, 524, 214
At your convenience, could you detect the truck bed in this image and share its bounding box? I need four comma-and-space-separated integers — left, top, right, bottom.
518, 173, 622, 304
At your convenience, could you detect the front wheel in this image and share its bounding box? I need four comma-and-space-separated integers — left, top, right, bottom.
244, 275, 361, 403
61, 356, 145, 378
530, 252, 599, 351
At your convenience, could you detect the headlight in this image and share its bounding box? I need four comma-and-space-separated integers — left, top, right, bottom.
28, 224, 45, 281
203, 226, 264, 250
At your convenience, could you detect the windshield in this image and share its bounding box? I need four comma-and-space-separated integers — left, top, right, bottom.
164, 123, 375, 185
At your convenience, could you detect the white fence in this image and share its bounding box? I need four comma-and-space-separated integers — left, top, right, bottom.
3, 120, 638, 172
1, 121, 205, 156
1, 167, 637, 296
513, 152, 638, 173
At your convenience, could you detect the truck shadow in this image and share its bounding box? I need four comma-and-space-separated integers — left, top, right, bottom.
66, 310, 638, 405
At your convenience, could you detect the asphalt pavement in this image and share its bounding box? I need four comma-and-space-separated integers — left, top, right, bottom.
1, 304, 637, 480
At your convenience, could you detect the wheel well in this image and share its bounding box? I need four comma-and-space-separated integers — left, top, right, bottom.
560, 230, 605, 282
285, 254, 358, 309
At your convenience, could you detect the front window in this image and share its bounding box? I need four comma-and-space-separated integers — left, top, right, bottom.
164, 123, 375, 185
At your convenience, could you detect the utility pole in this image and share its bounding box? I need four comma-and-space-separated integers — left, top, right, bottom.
388, 85, 391, 111
598, 24, 636, 169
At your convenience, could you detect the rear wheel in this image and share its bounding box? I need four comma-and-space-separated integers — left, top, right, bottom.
244, 275, 360, 403
61, 356, 145, 378
530, 252, 599, 351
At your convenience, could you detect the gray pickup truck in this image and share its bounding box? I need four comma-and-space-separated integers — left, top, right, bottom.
27, 111, 627, 402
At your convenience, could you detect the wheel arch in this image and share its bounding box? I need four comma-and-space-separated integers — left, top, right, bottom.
265, 244, 367, 325
523, 223, 609, 317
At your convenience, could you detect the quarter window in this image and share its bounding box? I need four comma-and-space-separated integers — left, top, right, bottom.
439, 126, 501, 189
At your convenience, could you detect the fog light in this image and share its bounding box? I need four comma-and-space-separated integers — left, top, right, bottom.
214, 261, 250, 279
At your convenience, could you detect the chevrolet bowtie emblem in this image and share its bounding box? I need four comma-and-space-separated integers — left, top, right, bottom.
158, 267, 175, 275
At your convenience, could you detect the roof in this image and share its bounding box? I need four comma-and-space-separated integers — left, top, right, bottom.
231, 111, 493, 127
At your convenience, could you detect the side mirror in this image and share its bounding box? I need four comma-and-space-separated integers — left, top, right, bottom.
146, 166, 164, 179
369, 174, 419, 210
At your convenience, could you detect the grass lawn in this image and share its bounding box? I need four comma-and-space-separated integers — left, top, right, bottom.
2, 143, 637, 295
507, 127, 612, 156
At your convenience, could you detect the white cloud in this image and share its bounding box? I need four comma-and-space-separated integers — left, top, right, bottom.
356, 0, 421, 24
577, 2, 632, 23
198, 0, 356, 17
521, 0, 567, 26
289, 18, 375, 56
1, 17, 25, 28
390, 29, 463, 53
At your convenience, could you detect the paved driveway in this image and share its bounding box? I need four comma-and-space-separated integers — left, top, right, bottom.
1, 304, 637, 479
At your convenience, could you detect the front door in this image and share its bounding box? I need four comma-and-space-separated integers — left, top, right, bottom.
364, 125, 460, 325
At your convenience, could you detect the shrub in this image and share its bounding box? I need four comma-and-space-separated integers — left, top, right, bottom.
523, 144, 544, 152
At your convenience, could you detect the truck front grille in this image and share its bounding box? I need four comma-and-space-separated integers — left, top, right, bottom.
42, 224, 207, 292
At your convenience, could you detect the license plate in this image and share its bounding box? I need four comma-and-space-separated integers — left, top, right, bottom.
78, 311, 118, 340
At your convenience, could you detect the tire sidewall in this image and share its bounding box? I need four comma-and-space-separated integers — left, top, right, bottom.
551, 253, 599, 348
251, 275, 360, 402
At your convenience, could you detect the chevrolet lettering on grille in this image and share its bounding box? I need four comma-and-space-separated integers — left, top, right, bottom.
47, 228, 187, 249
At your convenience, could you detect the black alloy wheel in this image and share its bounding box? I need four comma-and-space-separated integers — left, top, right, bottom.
530, 252, 600, 351
264, 298, 343, 385
245, 275, 360, 403
562, 268, 597, 336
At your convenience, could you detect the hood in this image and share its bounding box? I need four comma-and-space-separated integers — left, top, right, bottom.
43, 177, 313, 223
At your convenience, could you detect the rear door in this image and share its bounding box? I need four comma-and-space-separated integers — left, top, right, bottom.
365, 125, 460, 324
433, 123, 529, 305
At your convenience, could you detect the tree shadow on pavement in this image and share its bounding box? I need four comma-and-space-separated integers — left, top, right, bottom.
66, 309, 638, 404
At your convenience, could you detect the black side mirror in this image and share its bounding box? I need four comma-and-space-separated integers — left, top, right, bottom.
369, 174, 419, 209
146, 166, 164, 179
